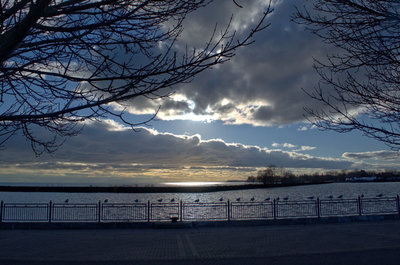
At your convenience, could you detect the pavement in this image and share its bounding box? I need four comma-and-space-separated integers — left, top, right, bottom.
1, 220, 400, 264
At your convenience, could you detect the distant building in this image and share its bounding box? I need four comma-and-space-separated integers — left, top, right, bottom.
345, 176, 377, 182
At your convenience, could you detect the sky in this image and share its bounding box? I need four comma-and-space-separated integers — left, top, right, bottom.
1, 0, 399, 185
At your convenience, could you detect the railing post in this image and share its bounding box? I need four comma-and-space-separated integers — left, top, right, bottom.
316, 198, 320, 219
358, 196, 362, 216
0, 200, 3, 223
227, 200, 230, 221
179, 200, 183, 222
98, 200, 101, 223
48, 200, 52, 223
397, 195, 400, 216
273, 199, 276, 220
147, 200, 151, 222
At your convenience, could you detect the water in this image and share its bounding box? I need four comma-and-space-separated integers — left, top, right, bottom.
1, 182, 399, 203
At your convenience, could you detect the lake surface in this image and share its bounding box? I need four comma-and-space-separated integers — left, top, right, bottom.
1, 182, 400, 203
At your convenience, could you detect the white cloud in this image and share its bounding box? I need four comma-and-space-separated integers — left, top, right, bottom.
342, 150, 400, 161
272, 142, 297, 149
299, 146, 316, 151
271, 142, 280, 147
284, 143, 297, 148
298, 126, 309, 131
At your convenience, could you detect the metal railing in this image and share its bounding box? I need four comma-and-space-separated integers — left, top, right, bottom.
0, 195, 399, 223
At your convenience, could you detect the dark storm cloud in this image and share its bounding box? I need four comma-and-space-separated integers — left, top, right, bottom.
185, 0, 328, 124
161, 99, 191, 113
118, 0, 335, 126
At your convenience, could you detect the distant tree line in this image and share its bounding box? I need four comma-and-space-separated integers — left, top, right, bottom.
247, 167, 400, 185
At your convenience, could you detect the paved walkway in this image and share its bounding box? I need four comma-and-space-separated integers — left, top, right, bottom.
1, 220, 400, 264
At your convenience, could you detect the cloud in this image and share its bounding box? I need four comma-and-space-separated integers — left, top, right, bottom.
342, 151, 400, 161
271, 142, 316, 152
0, 120, 353, 183
111, 0, 334, 127
272, 142, 297, 149
298, 146, 316, 151
297, 126, 309, 131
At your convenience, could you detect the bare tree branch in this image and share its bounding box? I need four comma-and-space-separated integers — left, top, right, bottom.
0, 0, 272, 155
293, 0, 400, 149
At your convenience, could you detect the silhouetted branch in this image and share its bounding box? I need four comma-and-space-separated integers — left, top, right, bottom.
0, 0, 272, 154
293, 0, 400, 149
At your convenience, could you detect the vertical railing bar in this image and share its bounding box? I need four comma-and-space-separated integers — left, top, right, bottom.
273, 199, 276, 220
98, 200, 101, 223
358, 196, 362, 216
48, 200, 52, 223
0, 200, 3, 223
147, 200, 150, 222
227, 200, 230, 221
179, 200, 183, 222
316, 198, 320, 219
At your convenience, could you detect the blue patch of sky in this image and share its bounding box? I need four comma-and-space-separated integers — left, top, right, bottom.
141, 118, 389, 159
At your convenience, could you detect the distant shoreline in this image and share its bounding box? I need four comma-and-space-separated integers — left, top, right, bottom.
0, 182, 331, 193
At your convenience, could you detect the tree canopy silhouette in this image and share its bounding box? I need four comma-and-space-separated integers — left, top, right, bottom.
0, 0, 271, 154
294, 0, 400, 149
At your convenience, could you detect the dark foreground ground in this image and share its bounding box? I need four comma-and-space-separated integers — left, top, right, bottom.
1, 220, 400, 265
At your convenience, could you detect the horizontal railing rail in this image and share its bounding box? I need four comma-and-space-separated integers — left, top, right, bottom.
0, 195, 399, 223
